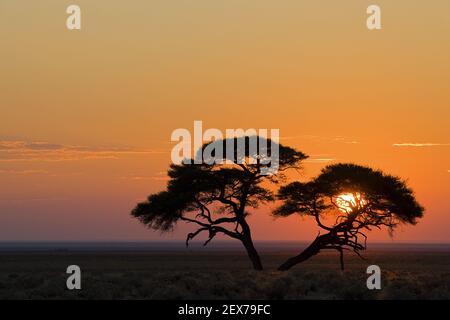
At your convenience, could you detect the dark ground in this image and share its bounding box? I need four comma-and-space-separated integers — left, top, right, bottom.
0, 243, 449, 299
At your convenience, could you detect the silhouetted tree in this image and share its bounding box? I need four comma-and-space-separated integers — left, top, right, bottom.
132, 136, 308, 270
275, 163, 424, 271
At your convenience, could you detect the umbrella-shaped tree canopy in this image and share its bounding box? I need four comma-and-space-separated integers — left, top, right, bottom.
132, 136, 308, 270
275, 163, 424, 270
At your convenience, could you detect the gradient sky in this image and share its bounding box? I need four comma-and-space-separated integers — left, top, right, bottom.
0, 1, 449, 242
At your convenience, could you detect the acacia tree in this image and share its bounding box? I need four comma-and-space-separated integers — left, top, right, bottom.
132, 136, 307, 270
275, 163, 424, 271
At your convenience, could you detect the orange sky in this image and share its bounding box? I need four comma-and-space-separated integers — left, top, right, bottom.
0, 1, 449, 242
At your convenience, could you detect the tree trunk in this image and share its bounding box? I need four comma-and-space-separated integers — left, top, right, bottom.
278, 233, 347, 271
235, 192, 263, 270
278, 237, 322, 271
242, 235, 263, 270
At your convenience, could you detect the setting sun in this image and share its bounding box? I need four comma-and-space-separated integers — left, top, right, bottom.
335, 193, 366, 213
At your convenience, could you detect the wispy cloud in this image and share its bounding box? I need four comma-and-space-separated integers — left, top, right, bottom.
333, 137, 360, 144
393, 143, 450, 147
305, 158, 335, 163
0, 169, 49, 175
120, 171, 170, 181
280, 135, 359, 145
0, 140, 167, 162
0, 196, 68, 202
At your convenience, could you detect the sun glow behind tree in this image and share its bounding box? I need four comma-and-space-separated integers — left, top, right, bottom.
335, 193, 366, 213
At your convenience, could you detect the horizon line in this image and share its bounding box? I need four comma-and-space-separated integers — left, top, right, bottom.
1, 240, 450, 245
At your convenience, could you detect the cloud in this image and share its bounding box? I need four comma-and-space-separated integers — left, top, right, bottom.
120, 176, 151, 181
333, 137, 360, 144
305, 158, 335, 163
120, 171, 170, 181
25, 142, 63, 150
393, 143, 450, 147
0, 140, 167, 162
0, 169, 49, 175
0, 196, 68, 202
279, 135, 359, 145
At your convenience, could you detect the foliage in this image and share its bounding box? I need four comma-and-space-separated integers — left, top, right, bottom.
275, 163, 424, 269
132, 136, 308, 269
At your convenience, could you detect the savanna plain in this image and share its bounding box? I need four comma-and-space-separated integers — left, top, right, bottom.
0, 243, 449, 300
